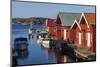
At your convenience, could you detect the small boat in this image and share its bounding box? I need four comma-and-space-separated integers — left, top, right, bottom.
37, 31, 51, 48
14, 37, 28, 51
37, 31, 48, 39
28, 22, 36, 39
28, 28, 35, 39
41, 38, 50, 48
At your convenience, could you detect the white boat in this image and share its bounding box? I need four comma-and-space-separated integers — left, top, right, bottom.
37, 31, 51, 48
41, 39, 50, 48
37, 39, 42, 44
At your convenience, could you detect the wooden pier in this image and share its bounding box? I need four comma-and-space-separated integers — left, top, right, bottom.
75, 47, 96, 61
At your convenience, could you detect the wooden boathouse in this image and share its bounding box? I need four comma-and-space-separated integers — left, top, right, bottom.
44, 19, 56, 38
71, 13, 96, 52
55, 12, 81, 42
44, 12, 96, 61
70, 19, 81, 45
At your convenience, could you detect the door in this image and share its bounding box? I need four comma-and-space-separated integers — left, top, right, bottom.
78, 32, 82, 45
86, 32, 91, 48
63, 29, 67, 40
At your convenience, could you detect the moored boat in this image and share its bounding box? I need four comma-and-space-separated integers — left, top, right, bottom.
37, 31, 51, 48
14, 37, 28, 51
41, 38, 50, 48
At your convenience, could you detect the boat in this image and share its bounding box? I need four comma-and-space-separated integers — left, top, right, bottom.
37, 38, 43, 44
28, 22, 36, 39
37, 31, 51, 48
41, 38, 50, 48
28, 28, 36, 39
14, 37, 28, 51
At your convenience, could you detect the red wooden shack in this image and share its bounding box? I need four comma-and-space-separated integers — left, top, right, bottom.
55, 12, 81, 41
55, 14, 62, 40
71, 13, 96, 52
47, 19, 56, 37
70, 20, 81, 46
44, 19, 56, 38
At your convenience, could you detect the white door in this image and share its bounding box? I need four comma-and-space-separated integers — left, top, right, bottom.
79, 32, 81, 45
64, 29, 67, 40
87, 33, 91, 48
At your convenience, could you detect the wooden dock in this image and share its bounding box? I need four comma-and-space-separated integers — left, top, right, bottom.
75, 47, 96, 61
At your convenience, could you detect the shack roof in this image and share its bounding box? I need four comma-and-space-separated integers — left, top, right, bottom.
58, 12, 81, 26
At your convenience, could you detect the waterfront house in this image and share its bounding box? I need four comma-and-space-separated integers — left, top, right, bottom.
79, 13, 96, 52
71, 13, 96, 52
47, 19, 56, 36
70, 19, 81, 46
55, 12, 81, 41
44, 19, 56, 38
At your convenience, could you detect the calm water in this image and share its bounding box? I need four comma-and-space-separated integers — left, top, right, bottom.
12, 24, 57, 65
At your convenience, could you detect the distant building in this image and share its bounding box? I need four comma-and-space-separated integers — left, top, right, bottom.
44, 19, 56, 37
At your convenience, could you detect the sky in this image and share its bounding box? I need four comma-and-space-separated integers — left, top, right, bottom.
12, 1, 95, 19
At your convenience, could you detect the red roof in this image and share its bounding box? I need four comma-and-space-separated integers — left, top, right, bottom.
47, 19, 55, 26
84, 13, 96, 25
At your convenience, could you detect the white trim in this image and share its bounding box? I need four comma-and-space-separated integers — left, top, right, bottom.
79, 13, 89, 28
71, 20, 81, 30
79, 32, 81, 45
63, 29, 67, 40
48, 27, 49, 32
86, 33, 91, 48
44, 19, 48, 26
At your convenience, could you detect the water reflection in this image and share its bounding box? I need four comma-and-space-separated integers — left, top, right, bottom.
12, 56, 18, 66
12, 24, 76, 66
47, 47, 72, 63
12, 49, 18, 66
12, 48, 29, 66
17, 49, 29, 59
